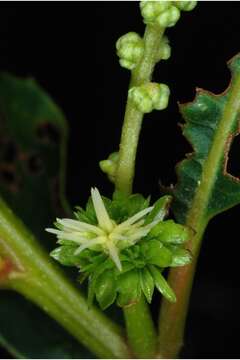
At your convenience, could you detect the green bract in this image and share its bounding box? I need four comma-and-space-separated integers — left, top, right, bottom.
47, 188, 192, 309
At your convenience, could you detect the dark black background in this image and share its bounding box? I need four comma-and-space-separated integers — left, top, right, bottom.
0, 1, 240, 358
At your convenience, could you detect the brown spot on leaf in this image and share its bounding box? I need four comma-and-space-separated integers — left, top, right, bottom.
27, 153, 44, 175
0, 258, 14, 281
0, 164, 20, 192
36, 122, 60, 145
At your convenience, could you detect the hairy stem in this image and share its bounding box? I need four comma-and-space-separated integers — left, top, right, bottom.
115, 24, 164, 195
157, 63, 240, 358
0, 197, 130, 359
114, 23, 165, 359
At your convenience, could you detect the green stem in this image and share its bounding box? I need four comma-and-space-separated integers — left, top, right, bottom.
157, 62, 240, 359
157, 224, 206, 359
114, 23, 165, 359
123, 296, 157, 359
115, 24, 164, 195
0, 197, 131, 359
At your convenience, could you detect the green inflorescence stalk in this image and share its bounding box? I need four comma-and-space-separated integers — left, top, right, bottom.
111, 2, 197, 358
115, 24, 165, 195
115, 23, 166, 358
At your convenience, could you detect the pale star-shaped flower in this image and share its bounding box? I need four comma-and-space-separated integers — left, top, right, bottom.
46, 188, 159, 271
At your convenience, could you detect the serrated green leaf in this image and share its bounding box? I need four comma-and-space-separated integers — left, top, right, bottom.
140, 268, 154, 303
95, 271, 117, 310
149, 220, 190, 245
149, 265, 176, 303
117, 269, 141, 307
170, 248, 192, 267
145, 240, 173, 268
173, 55, 240, 223
144, 195, 172, 224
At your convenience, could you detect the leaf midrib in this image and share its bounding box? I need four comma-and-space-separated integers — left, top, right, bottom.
185, 71, 240, 253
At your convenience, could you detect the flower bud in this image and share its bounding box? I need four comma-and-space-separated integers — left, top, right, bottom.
99, 152, 119, 183
173, 1, 197, 11
140, 1, 180, 28
156, 5, 180, 28
140, 1, 170, 24
129, 82, 170, 113
157, 36, 171, 61
116, 32, 144, 70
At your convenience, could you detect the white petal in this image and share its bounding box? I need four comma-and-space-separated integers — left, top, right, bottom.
116, 206, 153, 229
56, 233, 90, 244
74, 238, 104, 255
126, 220, 159, 243
46, 228, 62, 235
109, 233, 128, 242
91, 188, 113, 232
107, 242, 122, 271
57, 218, 104, 236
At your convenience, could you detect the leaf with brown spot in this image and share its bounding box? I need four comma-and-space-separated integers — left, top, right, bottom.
0, 74, 94, 359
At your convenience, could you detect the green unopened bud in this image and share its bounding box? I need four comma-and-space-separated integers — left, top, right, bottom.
99, 152, 119, 183
129, 83, 170, 114
140, 1, 180, 28
140, 1, 171, 25
173, 1, 197, 11
116, 32, 144, 70
157, 36, 171, 61
156, 5, 180, 28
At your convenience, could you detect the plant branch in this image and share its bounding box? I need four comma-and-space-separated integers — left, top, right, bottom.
114, 23, 165, 359
124, 295, 157, 359
115, 24, 164, 195
0, 197, 131, 359
157, 62, 240, 358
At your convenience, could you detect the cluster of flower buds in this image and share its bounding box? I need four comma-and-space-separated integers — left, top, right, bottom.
99, 152, 119, 183
157, 35, 171, 61
129, 82, 170, 113
173, 1, 197, 11
140, 0, 197, 28
140, 1, 180, 28
116, 32, 144, 70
